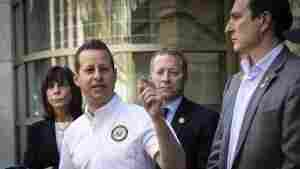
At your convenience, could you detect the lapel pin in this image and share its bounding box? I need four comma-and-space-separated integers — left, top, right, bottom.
259, 83, 265, 88
260, 76, 269, 88
178, 117, 185, 124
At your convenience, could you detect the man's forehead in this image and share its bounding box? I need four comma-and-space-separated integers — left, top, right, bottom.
231, 0, 249, 13
154, 55, 181, 65
79, 57, 100, 65
153, 54, 180, 63
79, 49, 108, 57
78, 49, 111, 64
152, 55, 183, 71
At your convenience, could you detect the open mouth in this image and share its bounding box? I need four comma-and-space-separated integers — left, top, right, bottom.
91, 84, 105, 90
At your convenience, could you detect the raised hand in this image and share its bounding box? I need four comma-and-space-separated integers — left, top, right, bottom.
137, 77, 164, 119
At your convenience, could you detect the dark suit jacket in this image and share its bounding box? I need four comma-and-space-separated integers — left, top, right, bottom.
207, 46, 300, 169
171, 97, 219, 169
24, 119, 59, 169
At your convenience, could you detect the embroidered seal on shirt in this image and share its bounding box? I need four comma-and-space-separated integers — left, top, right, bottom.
111, 124, 128, 142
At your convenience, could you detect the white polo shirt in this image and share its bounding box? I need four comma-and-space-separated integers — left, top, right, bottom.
59, 94, 159, 169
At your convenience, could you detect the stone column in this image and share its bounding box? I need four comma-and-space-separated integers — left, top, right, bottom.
224, 0, 239, 76
114, 52, 137, 103
158, 0, 226, 110
159, 0, 178, 47
286, 0, 300, 55
0, 0, 16, 167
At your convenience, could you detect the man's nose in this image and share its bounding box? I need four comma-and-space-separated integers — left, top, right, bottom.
161, 71, 170, 81
225, 20, 233, 34
94, 68, 102, 80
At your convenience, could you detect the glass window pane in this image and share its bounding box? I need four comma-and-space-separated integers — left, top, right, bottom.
26, 59, 51, 118
25, 0, 50, 52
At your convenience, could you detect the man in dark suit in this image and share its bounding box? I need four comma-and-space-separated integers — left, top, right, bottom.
207, 0, 300, 169
149, 49, 219, 169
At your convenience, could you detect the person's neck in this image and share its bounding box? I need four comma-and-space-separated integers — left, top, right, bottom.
247, 36, 280, 65
87, 95, 114, 113
163, 95, 181, 106
54, 108, 70, 122
87, 103, 102, 114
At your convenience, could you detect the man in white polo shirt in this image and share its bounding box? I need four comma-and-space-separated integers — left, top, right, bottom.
59, 39, 185, 169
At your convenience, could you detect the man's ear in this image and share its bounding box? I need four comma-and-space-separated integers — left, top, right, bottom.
113, 68, 117, 82
149, 74, 156, 85
73, 73, 80, 87
259, 11, 272, 33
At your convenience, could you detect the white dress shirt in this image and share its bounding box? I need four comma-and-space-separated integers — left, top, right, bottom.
163, 96, 182, 123
59, 94, 159, 169
227, 44, 283, 169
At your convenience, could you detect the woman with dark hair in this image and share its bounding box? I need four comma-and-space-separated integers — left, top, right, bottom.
24, 66, 82, 169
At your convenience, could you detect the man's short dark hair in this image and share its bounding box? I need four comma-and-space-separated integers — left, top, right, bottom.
74, 39, 115, 73
248, 0, 293, 41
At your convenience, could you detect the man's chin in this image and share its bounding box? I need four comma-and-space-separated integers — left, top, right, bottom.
161, 93, 177, 101
233, 46, 240, 52
91, 94, 105, 100
91, 93, 113, 102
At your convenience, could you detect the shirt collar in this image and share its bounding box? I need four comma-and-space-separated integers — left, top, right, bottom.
85, 93, 119, 121
164, 96, 183, 114
241, 43, 283, 80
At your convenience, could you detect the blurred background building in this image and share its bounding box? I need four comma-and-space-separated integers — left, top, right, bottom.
0, 0, 299, 167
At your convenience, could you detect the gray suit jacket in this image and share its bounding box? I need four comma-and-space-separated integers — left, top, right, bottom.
207, 46, 300, 169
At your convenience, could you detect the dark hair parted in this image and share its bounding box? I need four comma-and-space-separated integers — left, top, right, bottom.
41, 66, 82, 120
150, 48, 188, 83
74, 39, 115, 73
248, 0, 293, 41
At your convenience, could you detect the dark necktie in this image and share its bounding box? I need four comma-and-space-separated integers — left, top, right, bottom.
162, 107, 169, 119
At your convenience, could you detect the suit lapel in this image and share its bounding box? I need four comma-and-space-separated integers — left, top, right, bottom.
223, 73, 242, 130
222, 73, 242, 169
233, 47, 288, 164
171, 97, 191, 136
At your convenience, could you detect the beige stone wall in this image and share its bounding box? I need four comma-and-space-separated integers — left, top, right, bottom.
287, 0, 300, 55
158, 0, 228, 109
159, 0, 225, 50
0, 0, 16, 167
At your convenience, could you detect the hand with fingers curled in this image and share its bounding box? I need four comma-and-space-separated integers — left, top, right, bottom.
137, 77, 165, 120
